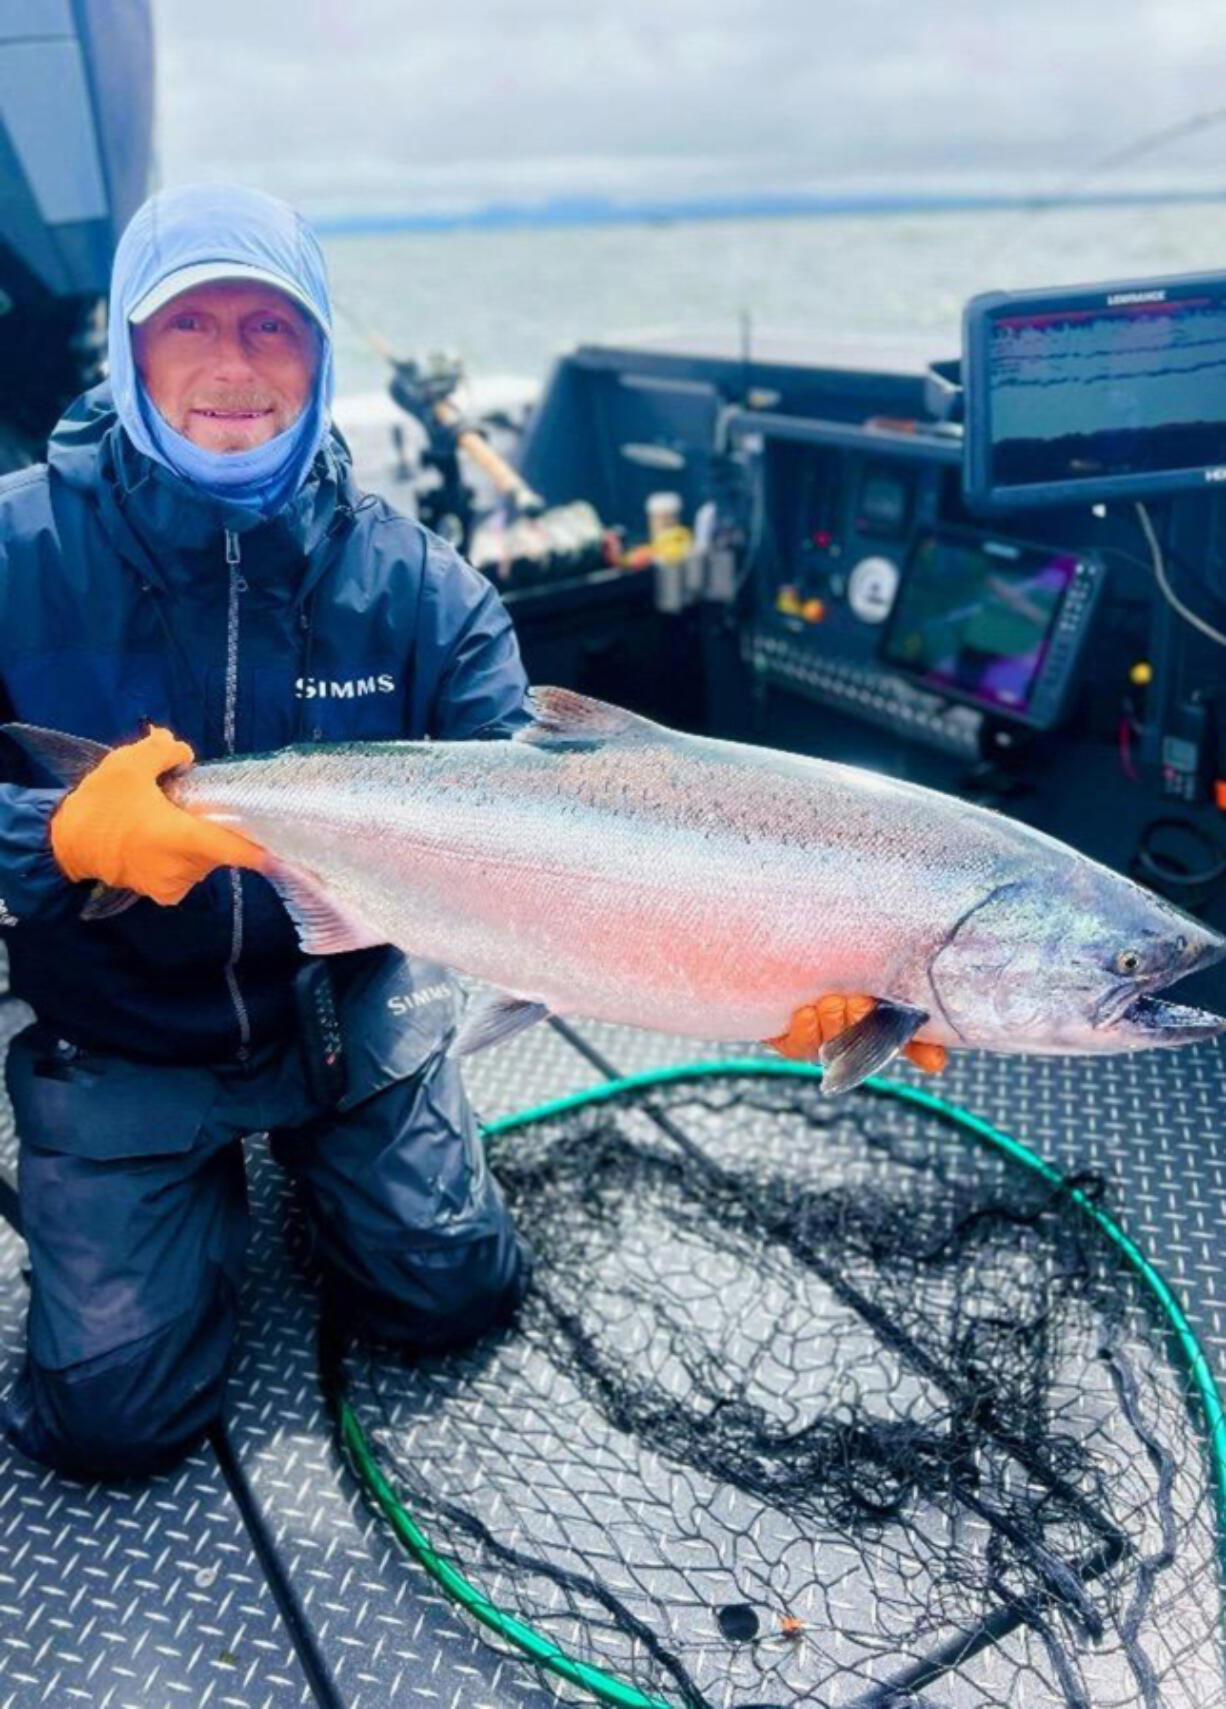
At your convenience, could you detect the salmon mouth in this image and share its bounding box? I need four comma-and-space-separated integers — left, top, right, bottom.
1110, 994, 1226, 1046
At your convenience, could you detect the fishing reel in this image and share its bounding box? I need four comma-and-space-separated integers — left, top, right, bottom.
385, 352, 475, 548
387, 352, 471, 461
385, 349, 544, 551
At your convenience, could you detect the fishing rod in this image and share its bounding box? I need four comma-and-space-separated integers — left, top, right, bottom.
333, 300, 544, 517
976, 101, 1226, 272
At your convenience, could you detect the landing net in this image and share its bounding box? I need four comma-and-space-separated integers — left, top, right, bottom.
329, 1063, 1226, 1708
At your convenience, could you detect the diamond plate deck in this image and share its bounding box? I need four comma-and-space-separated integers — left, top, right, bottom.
0, 992, 316, 1709
1, 942, 1224, 1706
221, 1011, 1226, 1707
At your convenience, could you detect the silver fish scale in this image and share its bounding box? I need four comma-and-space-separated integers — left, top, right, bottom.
180, 735, 1034, 1043
185, 730, 1030, 879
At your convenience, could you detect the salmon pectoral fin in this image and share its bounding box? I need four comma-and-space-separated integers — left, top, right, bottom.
819, 1000, 930, 1097
262, 856, 390, 955
449, 989, 552, 1058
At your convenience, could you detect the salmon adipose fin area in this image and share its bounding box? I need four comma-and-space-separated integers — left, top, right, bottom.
5, 684, 1224, 1095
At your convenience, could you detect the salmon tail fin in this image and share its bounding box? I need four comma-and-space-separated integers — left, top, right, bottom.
81, 884, 141, 921
1, 723, 111, 787
514, 687, 669, 749
819, 1000, 929, 1096
2, 727, 141, 922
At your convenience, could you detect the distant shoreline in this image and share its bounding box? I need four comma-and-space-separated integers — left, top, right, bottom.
315, 186, 1226, 238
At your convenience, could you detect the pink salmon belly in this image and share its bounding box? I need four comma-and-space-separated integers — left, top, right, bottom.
181, 710, 1005, 1044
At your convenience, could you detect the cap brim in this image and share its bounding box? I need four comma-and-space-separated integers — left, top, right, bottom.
128, 262, 325, 328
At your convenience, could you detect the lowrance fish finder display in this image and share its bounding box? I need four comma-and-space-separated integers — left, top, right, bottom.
883, 529, 1102, 727
963, 271, 1226, 508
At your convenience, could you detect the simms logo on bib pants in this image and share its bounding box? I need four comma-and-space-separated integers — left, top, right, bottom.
295, 674, 396, 700
387, 983, 453, 1018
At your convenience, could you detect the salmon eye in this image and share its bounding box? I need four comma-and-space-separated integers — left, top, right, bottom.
1116, 949, 1143, 975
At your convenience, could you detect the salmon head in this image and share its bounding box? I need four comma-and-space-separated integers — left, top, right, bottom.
926, 866, 1226, 1054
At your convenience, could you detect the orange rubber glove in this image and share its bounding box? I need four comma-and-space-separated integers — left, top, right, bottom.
767, 993, 947, 1074
50, 726, 266, 906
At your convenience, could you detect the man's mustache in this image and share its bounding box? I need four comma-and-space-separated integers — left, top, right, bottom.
189, 393, 276, 411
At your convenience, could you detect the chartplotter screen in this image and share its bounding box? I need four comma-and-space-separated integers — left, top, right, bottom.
884, 530, 1080, 716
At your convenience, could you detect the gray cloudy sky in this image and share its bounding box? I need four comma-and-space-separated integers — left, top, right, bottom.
153, 1, 1226, 217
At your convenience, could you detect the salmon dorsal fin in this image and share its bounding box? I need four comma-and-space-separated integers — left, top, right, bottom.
514, 687, 669, 749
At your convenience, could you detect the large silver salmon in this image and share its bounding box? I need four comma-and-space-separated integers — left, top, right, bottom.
10, 688, 1225, 1093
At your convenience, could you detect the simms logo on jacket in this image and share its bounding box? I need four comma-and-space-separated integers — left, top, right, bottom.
295, 673, 397, 700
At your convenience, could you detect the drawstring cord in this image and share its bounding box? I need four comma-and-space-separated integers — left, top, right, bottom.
296, 591, 319, 741
294, 497, 354, 743
132, 495, 355, 750
140, 579, 210, 740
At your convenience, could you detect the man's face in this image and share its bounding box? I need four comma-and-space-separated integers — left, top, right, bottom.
132, 280, 318, 453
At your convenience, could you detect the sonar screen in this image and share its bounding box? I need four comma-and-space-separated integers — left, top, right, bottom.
963, 270, 1226, 509
882, 528, 1095, 726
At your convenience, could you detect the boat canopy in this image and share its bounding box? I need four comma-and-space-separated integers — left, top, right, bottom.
0, 0, 153, 306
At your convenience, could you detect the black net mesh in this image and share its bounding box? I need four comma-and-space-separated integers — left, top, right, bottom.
335, 1071, 1225, 1708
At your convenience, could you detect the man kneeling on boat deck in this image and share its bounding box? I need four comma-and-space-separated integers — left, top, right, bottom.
0, 184, 944, 1482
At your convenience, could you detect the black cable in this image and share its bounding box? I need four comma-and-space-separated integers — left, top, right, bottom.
0, 1171, 19, 1237
1135, 502, 1226, 650
1132, 817, 1226, 902
547, 1013, 623, 1080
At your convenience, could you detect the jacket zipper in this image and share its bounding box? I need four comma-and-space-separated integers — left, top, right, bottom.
222, 528, 252, 1062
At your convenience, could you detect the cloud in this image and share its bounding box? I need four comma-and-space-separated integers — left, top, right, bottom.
152, 0, 1226, 213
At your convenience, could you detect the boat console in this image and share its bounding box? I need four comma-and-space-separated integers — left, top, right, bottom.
514, 293, 1226, 932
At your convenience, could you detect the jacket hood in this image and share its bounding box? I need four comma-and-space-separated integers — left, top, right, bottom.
106, 183, 336, 514
47, 382, 360, 602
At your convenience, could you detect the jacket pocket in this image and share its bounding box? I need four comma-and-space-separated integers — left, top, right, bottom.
7, 1024, 217, 1159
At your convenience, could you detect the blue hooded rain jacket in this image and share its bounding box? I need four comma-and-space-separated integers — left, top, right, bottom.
0, 186, 531, 1063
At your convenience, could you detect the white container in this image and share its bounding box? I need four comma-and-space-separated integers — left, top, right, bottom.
646, 491, 683, 542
